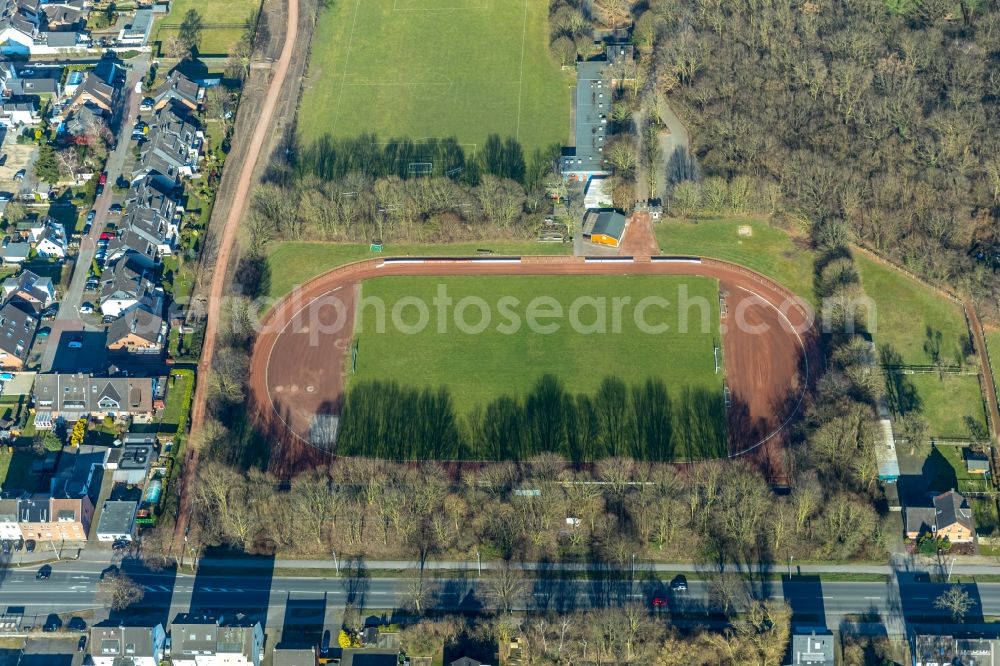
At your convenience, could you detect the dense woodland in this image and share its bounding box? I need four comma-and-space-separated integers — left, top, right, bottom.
632, 0, 1000, 313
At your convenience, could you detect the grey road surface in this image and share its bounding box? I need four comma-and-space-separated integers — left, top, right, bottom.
0, 559, 992, 634
42, 54, 150, 372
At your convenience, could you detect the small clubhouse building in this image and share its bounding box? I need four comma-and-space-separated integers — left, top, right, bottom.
582, 210, 628, 248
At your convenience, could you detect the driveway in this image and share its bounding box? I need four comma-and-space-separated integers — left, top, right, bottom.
42, 53, 150, 372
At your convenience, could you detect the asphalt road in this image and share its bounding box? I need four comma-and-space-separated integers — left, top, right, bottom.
42, 53, 150, 372
0, 560, 995, 633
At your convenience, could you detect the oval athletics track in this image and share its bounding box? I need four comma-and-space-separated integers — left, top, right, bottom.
249, 256, 815, 467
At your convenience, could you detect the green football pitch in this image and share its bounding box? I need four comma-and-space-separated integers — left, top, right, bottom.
351, 275, 724, 414
298, 0, 571, 154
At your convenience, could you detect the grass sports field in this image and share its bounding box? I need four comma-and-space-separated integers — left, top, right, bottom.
351, 275, 723, 415
655, 218, 815, 301
265, 240, 571, 301
299, 0, 570, 153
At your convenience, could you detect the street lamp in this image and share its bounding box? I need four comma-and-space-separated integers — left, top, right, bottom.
332, 549, 339, 575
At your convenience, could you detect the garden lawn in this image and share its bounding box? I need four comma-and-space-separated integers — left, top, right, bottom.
154, 0, 259, 55
856, 254, 969, 366
655, 217, 815, 301
904, 373, 988, 439
352, 274, 723, 415
931, 444, 993, 496
298, 0, 570, 154
265, 240, 572, 301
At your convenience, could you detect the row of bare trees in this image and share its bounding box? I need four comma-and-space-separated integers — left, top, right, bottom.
178, 453, 886, 564
395, 601, 792, 665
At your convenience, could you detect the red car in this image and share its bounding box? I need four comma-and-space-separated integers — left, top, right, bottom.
98, 172, 108, 186
100, 232, 114, 241
652, 597, 668, 608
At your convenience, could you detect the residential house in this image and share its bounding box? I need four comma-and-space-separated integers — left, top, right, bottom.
124, 175, 181, 219
905, 490, 976, 544
18, 492, 94, 541
42, 0, 86, 30
0, 0, 88, 56
0, 98, 39, 126
138, 120, 202, 181
63, 103, 103, 140
0, 239, 29, 265
0, 491, 24, 540
90, 623, 167, 666
170, 615, 265, 666
68, 71, 119, 116
95, 499, 137, 542
34, 220, 67, 258
272, 646, 318, 666
0, 300, 36, 369
121, 205, 179, 256
786, 632, 834, 666
913, 635, 1000, 666
2, 269, 55, 312
105, 441, 157, 484
153, 69, 203, 112
99, 257, 163, 316
117, 7, 153, 46
106, 307, 166, 353
32, 372, 156, 423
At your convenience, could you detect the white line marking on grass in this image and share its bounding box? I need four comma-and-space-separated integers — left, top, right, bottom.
331, 0, 364, 137
514, 0, 529, 141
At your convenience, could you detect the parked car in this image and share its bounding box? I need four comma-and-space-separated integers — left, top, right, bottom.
79, 303, 93, 314
651, 597, 668, 608
111, 539, 128, 551
0, 154, 7, 167
36, 564, 51, 580
12, 169, 24, 181
82, 222, 92, 235
98, 172, 107, 186
13, 538, 22, 552
86, 210, 96, 224
78, 636, 87, 652
109, 203, 122, 215
95, 183, 104, 196
103, 314, 116, 324
1, 541, 9, 555
68, 336, 83, 348
140, 97, 154, 111
24, 539, 35, 552
669, 575, 688, 592
100, 231, 115, 241
0, 192, 12, 202
36, 327, 50, 338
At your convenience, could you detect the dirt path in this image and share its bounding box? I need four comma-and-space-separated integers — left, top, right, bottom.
172, 0, 300, 546
250, 256, 815, 473
968, 303, 1000, 445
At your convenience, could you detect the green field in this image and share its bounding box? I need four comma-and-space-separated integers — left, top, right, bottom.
154, 0, 259, 55
655, 217, 815, 301
352, 275, 723, 414
855, 254, 969, 366
298, 0, 570, 153
987, 330, 1000, 404
265, 240, 572, 301
888, 372, 988, 439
